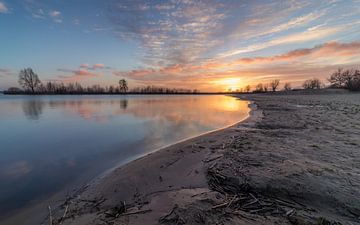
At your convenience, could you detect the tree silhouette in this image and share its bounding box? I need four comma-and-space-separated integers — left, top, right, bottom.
255, 83, 264, 92
18, 68, 41, 93
119, 79, 128, 93
303, 78, 322, 89
329, 68, 360, 91
270, 79, 280, 92
284, 82, 292, 91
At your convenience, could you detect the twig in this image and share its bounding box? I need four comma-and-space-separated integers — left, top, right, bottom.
120, 209, 152, 216
211, 202, 228, 209
227, 195, 238, 209
249, 193, 258, 202
59, 205, 68, 225
203, 155, 223, 163
48, 205, 53, 225
242, 199, 258, 208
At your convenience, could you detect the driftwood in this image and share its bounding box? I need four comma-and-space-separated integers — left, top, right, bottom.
58, 205, 68, 225
206, 167, 291, 217
48, 206, 53, 225
120, 209, 152, 216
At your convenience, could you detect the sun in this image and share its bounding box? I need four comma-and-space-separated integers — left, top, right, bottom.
214, 77, 242, 91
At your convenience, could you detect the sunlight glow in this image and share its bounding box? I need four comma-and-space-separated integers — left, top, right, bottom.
213, 78, 242, 91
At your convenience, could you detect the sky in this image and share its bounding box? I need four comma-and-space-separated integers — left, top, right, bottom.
0, 0, 360, 91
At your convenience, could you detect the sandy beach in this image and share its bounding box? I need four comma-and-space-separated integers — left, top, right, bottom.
24, 91, 360, 225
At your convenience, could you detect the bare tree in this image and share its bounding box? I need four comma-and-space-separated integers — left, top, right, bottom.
328, 68, 346, 88
18, 68, 41, 93
328, 68, 360, 91
119, 79, 128, 93
270, 79, 280, 92
284, 82, 292, 91
303, 78, 322, 89
255, 83, 264, 92
245, 85, 251, 93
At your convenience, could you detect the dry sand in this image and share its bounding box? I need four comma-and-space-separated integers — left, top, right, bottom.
32, 90, 360, 224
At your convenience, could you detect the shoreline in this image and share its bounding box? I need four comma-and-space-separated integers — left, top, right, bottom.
95, 99, 253, 183
0, 96, 253, 225
44, 98, 260, 225
4, 91, 360, 225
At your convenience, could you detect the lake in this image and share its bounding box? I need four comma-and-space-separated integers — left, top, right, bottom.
0, 94, 249, 219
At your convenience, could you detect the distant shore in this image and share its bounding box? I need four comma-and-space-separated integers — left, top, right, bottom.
3, 90, 360, 225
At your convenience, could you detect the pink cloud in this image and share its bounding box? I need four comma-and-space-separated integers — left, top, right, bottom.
92, 63, 105, 70
58, 68, 99, 81
80, 63, 89, 69
232, 41, 360, 65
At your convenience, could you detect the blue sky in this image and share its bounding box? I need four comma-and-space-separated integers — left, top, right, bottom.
1, 0, 360, 91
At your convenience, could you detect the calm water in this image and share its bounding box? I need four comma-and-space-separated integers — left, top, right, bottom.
0, 94, 249, 217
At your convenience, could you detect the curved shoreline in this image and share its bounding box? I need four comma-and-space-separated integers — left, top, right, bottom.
44, 101, 260, 224
43, 98, 261, 225
7, 91, 360, 225
1, 97, 255, 225
48, 92, 360, 225
95, 99, 254, 183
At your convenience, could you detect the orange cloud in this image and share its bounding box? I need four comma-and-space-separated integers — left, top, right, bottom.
232, 41, 360, 65
111, 41, 360, 91
58, 68, 99, 81
80, 63, 89, 69
92, 63, 105, 70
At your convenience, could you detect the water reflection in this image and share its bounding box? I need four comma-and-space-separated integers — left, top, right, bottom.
22, 100, 44, 120
0, 95, 249, 219
120, 99, 128, 110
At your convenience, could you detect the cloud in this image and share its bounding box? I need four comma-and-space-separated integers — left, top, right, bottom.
14, 0, 360, 91
49, 10, 62, 23
73, 19, 80, 25
104, 0, 358, 68
219, 26, 341, 58
231, 41, 360, 65
31, 8, 46, 19
57, 68, 99, 81
108, 0, 229, 66
80, 63, 89, 69
92, 63, 105, 70
80, 63, 110, 70
257, 11, 325, 37
0, 1, 8, 13
112, 41, 360, 90
49, 10, 60, 17
24, 1, 63, 23
57, 63, 112, 81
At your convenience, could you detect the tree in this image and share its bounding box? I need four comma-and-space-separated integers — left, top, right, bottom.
18, 68, 41, 93
270, 79, 280, 92
255, 83, 264, 92
284, 82, 292, 91
303, 78, 322, 89
6, 87, 23, 94
119, 79, 128, 93
328, 68, 360, 91
245, 85, 251, 93
328, 68, 346, 88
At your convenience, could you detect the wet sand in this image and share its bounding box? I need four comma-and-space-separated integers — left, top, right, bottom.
11, 90, 360, 224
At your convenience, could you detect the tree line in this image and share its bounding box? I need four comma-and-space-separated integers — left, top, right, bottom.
243, 67, 359, 93
5, 68, 197, 94
4, 67, 360, 95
